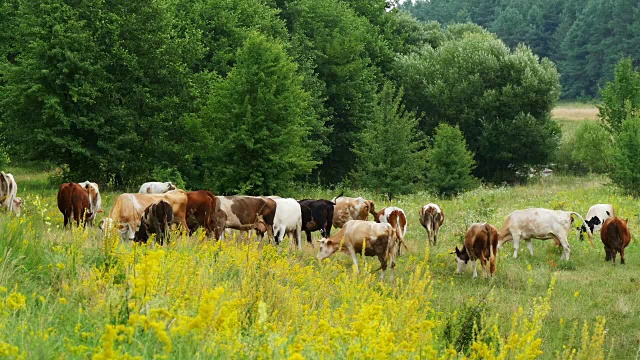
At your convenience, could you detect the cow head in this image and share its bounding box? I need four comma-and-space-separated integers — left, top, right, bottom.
453, 246, 470, 274
99, 218, 114, 232
12, 197, 23, 216
316, 238, 339, 260
366, 200, 376, 217
166, 182, 176, 191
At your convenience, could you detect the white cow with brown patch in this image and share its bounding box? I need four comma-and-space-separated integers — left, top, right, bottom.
375, 207, 407, 255
79, 181, 102, 226
498, 208, 593, 260
419, 203, 444, 245
316, 220, 398, 280
331, 194, 376, 228
0, 171, 21, 215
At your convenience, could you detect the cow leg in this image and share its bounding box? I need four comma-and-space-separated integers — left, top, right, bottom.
305, 230, 313, 244
472, 260, 478, 278
526, 239, 534, 256
377, 254, 387, 280
611, 251, 617, 265
347, 246, 360, 274
434, 223, 440, 245
296, 227, 302, 251
512, 234, 521, 258
604, 246, 612, 261
621, 248, 626, 265
558, 236, 570, 261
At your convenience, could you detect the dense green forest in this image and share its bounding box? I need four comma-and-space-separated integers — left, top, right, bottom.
402, 0, 640, 99
0, 0, 561, 194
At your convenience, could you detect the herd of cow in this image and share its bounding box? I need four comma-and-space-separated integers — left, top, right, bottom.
0, 173, 633, 280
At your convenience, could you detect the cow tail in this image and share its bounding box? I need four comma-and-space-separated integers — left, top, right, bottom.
393, 216, 402, 260
485, 223, 496, 274
571, 212, 594, 247
606, 220, 622, 253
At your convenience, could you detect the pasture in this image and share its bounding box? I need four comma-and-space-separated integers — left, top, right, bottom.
552, 102, 599, 140
0, 166, 638, 359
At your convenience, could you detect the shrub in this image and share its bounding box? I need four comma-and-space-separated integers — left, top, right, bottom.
425, 123, 478, 196
611, 116, 640, 195
557, 121, 613, 174
598, 58, 640, 133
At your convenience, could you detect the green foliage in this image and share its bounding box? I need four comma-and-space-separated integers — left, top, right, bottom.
557, 122, 613, 174
598, 58, 640, 133
425, 123, 477, 196
201, 33, 321, 195
610, 116, 640, 195
150, 167, 186, 191
352, 82, 427, 200
394, 29, 560, 183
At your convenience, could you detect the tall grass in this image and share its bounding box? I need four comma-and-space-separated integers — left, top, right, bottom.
0, 170, 637, 359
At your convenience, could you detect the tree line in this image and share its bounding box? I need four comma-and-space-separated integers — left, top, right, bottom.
402, 0, 640, 99
0, 0, 560, 197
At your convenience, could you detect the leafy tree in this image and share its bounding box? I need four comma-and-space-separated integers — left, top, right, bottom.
557, 121, 613, 174
352, 82, 427, 199
598, 58, 640, 133
394, 28, 560, 182
201, 33, 322, 195
425, 123, 477, 196
611, 115, 640, 195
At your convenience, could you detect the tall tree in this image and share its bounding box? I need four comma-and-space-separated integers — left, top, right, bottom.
352, 82, 427, 199
200, 33, 322, 194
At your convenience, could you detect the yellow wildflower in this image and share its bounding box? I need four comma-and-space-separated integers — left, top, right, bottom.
6, 291, 27, 311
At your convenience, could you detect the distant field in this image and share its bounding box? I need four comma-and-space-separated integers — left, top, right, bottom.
552, 102, 599, 121
0, 167, 638, 358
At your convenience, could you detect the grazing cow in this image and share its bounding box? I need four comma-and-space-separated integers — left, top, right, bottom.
57, 183, 92, 228
216, 196, 277, 241
0, 172, 20, 215
600, 217, 631, 265
419, 203, 444, 245
454, 223, 499, 278
101, 190, 188, 241
134, 201, 174, 245
138, 182, 177, 194
332, 194, 376, 228
375, 207, 407, 255
78, 181, 102, 226
268, 197, 303, 249
186, 190, 222, 238
497, 208, 593, 261
579, 204, 615, 240
317, 220, 398, 280
298, 199, 335, 244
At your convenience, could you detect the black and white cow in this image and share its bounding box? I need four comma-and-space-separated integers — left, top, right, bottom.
579, 204, 614, 241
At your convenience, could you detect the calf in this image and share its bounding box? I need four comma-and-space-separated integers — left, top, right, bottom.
101, 190, 189, 241
186, 190, 221, 238
600, 217, 631, 265
298, 199, 335, 244
454, 223, 498, 278
332, 194, 376, 228
134, 200, 174, 245
79, 181, 102, 226
579, 204, 614, 240
57, 183, 92, 228
375, 207, 407, 255
316, 220, 398, 280
216, 196, 276, 241
138, 181, 177, 194
498, 208, 593, 261
419, 203, 444, 245
269, 197, 302, 249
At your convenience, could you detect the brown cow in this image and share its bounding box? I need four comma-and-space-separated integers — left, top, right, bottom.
420, 203, 444, 245
216, 196, 276, 241
186, 190, 223, 238
317, 220, 398, 280
601, 217, 631, 265
100, 190, 189, 241
57, 183, 92, 228
332, 194, 376, 228
375, 207, 407, 255
454, 223, 499, 278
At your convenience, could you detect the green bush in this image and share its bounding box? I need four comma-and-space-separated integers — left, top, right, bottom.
557, 121, 613, 174
611, 116, 640, 196
425, 123, 478, 196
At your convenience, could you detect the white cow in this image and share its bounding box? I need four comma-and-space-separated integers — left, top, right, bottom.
580, 204, 615, 239
79, 181, 102, 225
268, 197, 303, 249
497, 208, 593, 260
138, 182, 177, 194
0, 172, 21, 215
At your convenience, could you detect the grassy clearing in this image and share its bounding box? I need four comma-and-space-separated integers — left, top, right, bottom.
552, 102, 599, 122
0, 168, 638, 358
